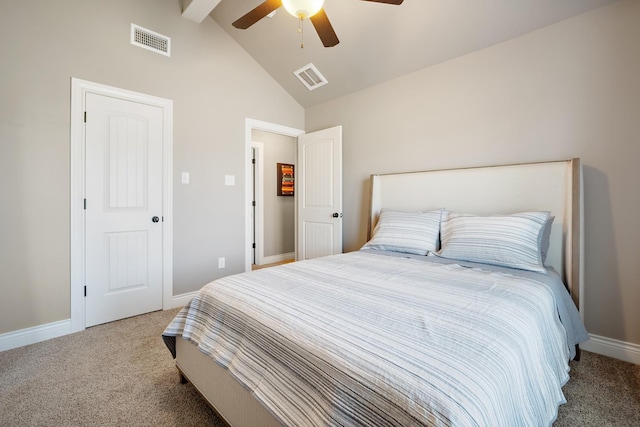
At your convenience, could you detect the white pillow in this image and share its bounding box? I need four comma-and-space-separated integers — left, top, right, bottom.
437, 211, 550, 273
362, 209, 442, 256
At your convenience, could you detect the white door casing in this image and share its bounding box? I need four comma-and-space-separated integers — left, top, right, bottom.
84, 93, 164, 327
297, 126, 343, 260
251, 142, 265, 266
70, 78, 173, 332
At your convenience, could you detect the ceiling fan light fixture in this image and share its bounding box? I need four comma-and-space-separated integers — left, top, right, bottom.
282, 0, 324, 19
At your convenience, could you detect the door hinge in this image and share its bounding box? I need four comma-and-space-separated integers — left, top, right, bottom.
84, 286, 87, 297
83, 199, 86, 210
252, 201, 256, 207
84, 111, 87, 123
252, 158, 255, 164
252, 243, 256, 249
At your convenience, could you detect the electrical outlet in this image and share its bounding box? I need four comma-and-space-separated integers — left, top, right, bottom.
218, 257, 225, 269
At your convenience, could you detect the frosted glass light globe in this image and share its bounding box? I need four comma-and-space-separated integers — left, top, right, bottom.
282, 0, 324, 19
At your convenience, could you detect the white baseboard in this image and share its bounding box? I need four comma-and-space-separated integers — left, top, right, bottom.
0, 293, 194, 353
257, 252, 295, 266
581, 333, 640, 365
0, 319, 71, 352
169, 291, 198, 309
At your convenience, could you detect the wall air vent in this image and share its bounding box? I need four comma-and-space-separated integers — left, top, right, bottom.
293, 63, 328, 91
131, 24, 171, 57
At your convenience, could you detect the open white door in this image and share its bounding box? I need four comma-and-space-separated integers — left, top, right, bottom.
297, 126, 343, 260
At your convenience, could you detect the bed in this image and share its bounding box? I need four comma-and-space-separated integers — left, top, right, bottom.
163, 159, 588, 427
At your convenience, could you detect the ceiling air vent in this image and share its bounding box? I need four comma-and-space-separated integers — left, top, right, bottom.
131, 24, 171, 57
294, 63, 328, 91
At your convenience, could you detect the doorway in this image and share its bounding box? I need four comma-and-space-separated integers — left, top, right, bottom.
244, 119, 304, 272
251, 131, 297, 268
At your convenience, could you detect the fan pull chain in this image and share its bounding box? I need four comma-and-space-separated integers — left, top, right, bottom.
298, 16, 304, 48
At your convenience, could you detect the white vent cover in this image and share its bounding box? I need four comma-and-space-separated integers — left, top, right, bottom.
294, 63, 328, 91
131, 24, 171, 57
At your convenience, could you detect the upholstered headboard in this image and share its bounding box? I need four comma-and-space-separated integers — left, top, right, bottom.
368, 159, 583, 312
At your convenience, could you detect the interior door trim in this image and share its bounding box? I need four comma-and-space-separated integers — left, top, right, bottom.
70, 78, 173, 333
251, 142, 265, 266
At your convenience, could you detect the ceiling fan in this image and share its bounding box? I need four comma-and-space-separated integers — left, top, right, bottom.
232, 0, 404, 48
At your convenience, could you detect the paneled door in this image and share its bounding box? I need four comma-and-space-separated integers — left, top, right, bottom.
84, 93, 164, 327
297, 126, 343, 260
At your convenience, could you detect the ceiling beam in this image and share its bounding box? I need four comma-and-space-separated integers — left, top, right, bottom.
181, 0, 221, 23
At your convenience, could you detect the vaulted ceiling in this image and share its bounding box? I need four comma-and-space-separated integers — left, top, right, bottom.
185, 0, 618, 108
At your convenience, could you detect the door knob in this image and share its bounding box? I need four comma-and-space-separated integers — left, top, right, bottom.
152, 216, 160, 223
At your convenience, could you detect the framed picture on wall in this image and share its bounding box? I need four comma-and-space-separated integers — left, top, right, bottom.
277, 163, 294, 196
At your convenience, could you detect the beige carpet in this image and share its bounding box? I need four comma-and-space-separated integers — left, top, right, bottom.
1, 308, 639, 426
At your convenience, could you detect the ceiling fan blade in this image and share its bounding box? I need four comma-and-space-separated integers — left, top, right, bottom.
310, 9, 340, 48
232, 0, 282, 29
361, 0, 404, 4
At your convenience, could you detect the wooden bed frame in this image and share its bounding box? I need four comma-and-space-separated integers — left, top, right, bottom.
174, 158, 583, 427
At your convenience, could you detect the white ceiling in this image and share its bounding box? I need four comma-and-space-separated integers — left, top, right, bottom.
207, 0, 617, 108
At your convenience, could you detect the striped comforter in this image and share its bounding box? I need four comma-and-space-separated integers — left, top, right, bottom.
163, 251, 573, 426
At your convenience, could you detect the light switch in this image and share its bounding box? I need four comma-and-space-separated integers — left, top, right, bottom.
181, 172, 190, 184
225, 175, 235, 186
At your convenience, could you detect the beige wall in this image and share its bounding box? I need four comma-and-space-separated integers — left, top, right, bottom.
306, 0, 640, 346
0, 0, 304, 334
252, 130, 296, 259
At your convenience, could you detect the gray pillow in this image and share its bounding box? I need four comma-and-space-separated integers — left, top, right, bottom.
540, 215, 555, 263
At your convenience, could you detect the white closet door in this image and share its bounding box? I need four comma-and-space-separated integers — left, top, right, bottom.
85, 92, 163, 327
